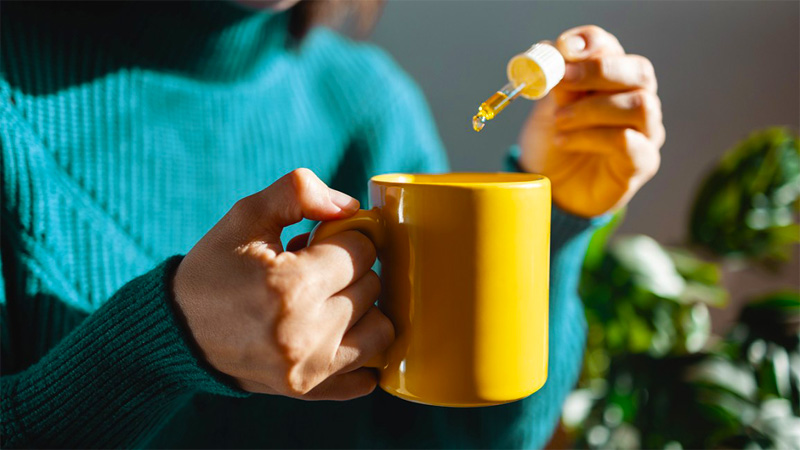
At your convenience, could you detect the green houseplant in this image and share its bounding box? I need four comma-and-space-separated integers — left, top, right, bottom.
563, 128, 800, 450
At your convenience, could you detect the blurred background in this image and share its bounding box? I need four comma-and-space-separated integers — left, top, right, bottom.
370, 2, 799, 448
371, 0, 799, 333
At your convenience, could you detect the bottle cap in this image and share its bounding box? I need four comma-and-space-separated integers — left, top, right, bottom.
507, 42, 566, 100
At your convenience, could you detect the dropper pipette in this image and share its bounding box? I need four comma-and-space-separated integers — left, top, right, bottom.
471, 42, 565, 132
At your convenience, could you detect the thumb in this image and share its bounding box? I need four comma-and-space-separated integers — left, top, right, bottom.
242, 168, 360, 241
555, 25, 625, 62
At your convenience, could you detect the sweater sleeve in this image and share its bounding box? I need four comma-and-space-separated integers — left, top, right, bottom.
0, 256, 247, 449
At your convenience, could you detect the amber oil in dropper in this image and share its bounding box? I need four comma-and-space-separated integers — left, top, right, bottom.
472, 81, 526, 132
471, 42, 565, 132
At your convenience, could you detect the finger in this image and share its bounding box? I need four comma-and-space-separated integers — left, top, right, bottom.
556, 25, 625, 62
555, 90, 663, 139
286, 232, 311, 252
556, 128, 625, 155
325, 270, 381, 331
560, 55, 657, 92
331, 306, 395, 375
556, 128, 661, 177
293, 230, 377, 297
301, 368, 378, 401
234, 169, 360, 243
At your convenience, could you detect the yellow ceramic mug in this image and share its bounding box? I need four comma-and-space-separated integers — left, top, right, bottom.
309, 173, 551, 407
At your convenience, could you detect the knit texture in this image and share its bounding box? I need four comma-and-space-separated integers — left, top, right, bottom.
0, 257, 246, 448
1, 2, 601, 448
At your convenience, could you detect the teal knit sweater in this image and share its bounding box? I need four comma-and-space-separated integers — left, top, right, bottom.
0, 2, 602, 448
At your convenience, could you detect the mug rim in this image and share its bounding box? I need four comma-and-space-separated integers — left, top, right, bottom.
370, 172, 549, 189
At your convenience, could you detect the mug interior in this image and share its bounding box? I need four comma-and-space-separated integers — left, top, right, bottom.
371, 172, 547, 187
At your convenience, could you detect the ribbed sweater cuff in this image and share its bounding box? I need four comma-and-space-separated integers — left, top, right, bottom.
2, 256, 247, 448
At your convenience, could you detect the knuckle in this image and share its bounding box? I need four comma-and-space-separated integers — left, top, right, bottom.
235, 244, 281, 278
616, 129, 633, 150
235, 241, 261, 261
266, 273, 312, 315
271, 250, 299, 269
283, 365, 316, 396
284, 288, 309, 314
265, 270, 295, 297
581, 24, 605, 36
291, 168, 331, 212
629, 91, 661, 122
626, 90, 646, 114
650, 151, 662, 176
639, 145, 662, 180
274, 326, 312, 367
646, 92, 662, 116
630, 91, 649, 115
248, 243, 278, 265
588, 57, 608, 79
280, 289, 306, 315
267, 251, 305, 278
634, 55, 657, 89
289, 168, 315, 186
656, 123, 667, 147
288, 168, 316, 201
640, 57, 656, 80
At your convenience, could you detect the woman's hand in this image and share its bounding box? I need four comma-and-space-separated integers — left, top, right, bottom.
172, 169, 393, 400
519, 25, 665, 218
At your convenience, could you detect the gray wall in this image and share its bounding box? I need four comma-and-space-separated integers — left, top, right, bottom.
370, 0, 800, 330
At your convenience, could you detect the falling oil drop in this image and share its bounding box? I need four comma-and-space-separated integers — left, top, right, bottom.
472, 115, 486, 132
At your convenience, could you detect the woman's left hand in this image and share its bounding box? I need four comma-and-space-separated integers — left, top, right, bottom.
518, 25, 665, 218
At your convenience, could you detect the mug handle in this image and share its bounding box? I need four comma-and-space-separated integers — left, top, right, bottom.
308, 208, 385, 249
307, 208, 388, 369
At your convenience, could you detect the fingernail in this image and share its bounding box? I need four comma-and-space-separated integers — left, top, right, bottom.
564, 35, 587, 57
564, 63, 583, 82
329, 189, 360, 212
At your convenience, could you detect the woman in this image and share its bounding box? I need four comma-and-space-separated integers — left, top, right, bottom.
0, 1, 663, 448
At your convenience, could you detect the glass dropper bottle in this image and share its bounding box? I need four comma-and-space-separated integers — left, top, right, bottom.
472, 42, 566, 132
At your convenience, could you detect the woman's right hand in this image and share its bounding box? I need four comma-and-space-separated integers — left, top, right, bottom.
172, 169, 393, 400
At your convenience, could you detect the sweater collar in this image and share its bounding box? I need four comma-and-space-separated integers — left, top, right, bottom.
3, 1, 290, 88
